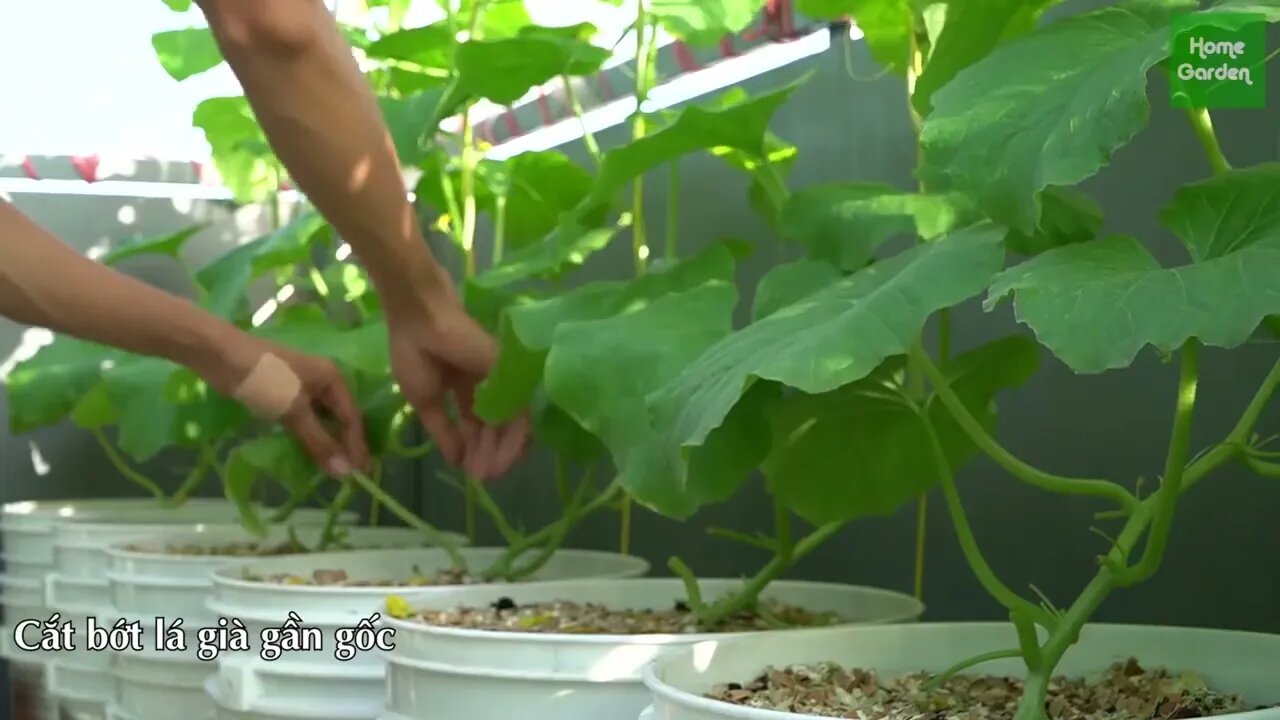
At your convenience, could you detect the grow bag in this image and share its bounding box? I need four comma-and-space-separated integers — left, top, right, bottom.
378, 577, 923, 720
642, 622, 1280, 720
204, 547, 650, 719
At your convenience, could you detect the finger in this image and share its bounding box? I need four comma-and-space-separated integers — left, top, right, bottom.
465, 423, 501, 481
282, 400, 352, 478
489, 412, 531, 479
415, 403, 465, 468
453, 382, 482, 451
319, 379, 371, 473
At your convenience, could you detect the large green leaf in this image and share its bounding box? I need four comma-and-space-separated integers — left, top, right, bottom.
365, 23, 454, 70
253, 319, 391, 376
456, 24, 610, 104
472, 220, 618, 288
192, 96, 277, 204
751, 259, 842, 321
797, 0, 914, 72
586, 79, 805, 209
195, 212, 329, 319
378, 88, 462, 166
650, 0, 766, 46
919, 0, 1280, 234
152, 28, 224, 81
1003, 186, 1103, 257
503, 151, 605, 249
100, 356, 184, 463
160, 0, 192, 10
224, 433, 316, 536
763, 336, 1038, 524
781, 182, 973, 270
632, 222, 1005, 516
474, 242, 739, 421
986, 164, 1280, 373
6, 339, 121, 433
911, 0, 1062, 115
101, 225, 207, 266
544, 283, 739, 514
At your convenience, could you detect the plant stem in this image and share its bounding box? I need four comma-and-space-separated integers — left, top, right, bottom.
911, 345, 1138, 510
368, 460, 383, 526
320, 478, 357, 550
562, 75, 602, 166
920, 415, 1055, 631
166, 442, 217, 506
92, 429, 166, 499
344, 470, 467, 569
925, 649, 1022, 690
481, 475, 619, 581
1108, 342, 1200, 586
666, 160, 679, 260
1186, 107, 1231, 174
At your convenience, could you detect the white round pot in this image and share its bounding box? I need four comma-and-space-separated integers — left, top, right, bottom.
205, 547, 651, 718
2, 498, 248, 565
107, 525, 469, 626
110, 647, 218, 720
39, 505, 356, 718
380, 578, 923, 720
643, 622, 1280, 719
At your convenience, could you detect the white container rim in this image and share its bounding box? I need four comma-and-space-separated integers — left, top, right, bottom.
104, 525, 471, 564
380, 578, 924, 646
210, 546, 652, 597
103, 570, 210, 589
641, 621, 1280, 720
382, 648, 639, 684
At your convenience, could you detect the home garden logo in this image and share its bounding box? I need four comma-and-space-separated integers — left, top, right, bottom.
1170, 12, 1266, 108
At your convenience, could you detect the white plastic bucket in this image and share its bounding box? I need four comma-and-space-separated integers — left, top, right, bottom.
643, 622, 1280, 719
107, 525, 469, 625
380, 578, 923, 720
109, 647, 217, 720
39, 505, 357, 718
205, 547, 651, 718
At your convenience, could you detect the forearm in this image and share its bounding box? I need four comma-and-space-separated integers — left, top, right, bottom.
197, 0, 453, 318
0, 201, 243, 383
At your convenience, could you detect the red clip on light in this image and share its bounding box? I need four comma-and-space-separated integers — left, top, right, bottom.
69, 155, 100, 183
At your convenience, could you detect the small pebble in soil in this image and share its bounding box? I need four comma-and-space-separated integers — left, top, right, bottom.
406, 599, 843, 635
491, 597, 518, 612
705, 657, 1271, 720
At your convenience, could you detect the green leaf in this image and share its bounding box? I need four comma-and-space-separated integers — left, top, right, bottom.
456, 25, 610, 105
365, 23, 454, 70
195, 212, 329, 319
926, 336, 1040, 467
781, 182, 974, 270
152, 28, 224, 81
636, 222, 1005, 516
534, 399, 606, 465
651, 0, 767, 46
473, 220, 618, 288
192, 96, 277, 204
545, 283, 739, 514
503, 151, 605, 249
586, 79, 805, 209
69, 383, 118, 430
160, 0, 192, 9
798, 0, 914, 72
912, 0, 1062, 115
918, 0, 1280, 234
379, 89, 460, 166
475, 241, 740, 422
6, 339, 121, 433
1003, 186, 1103, 257
101, 224, 207, 266
101, 356, 184, 463
987, 163, 1280, 372
751, 259, 842, 321
762, 358, 936, 524
253, 319, 391, 376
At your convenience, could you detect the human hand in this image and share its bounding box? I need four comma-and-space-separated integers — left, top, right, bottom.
386, 285, 529, 481
201, 334, 371, 477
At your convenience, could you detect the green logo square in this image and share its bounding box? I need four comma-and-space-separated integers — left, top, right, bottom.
1170, 13, 1267, 109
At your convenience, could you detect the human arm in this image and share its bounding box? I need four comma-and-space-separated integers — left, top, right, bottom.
195, 0, 529, 479
0, 200, 368, 475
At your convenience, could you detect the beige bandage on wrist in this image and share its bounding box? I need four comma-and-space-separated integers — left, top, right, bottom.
232, 353, 303, 421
